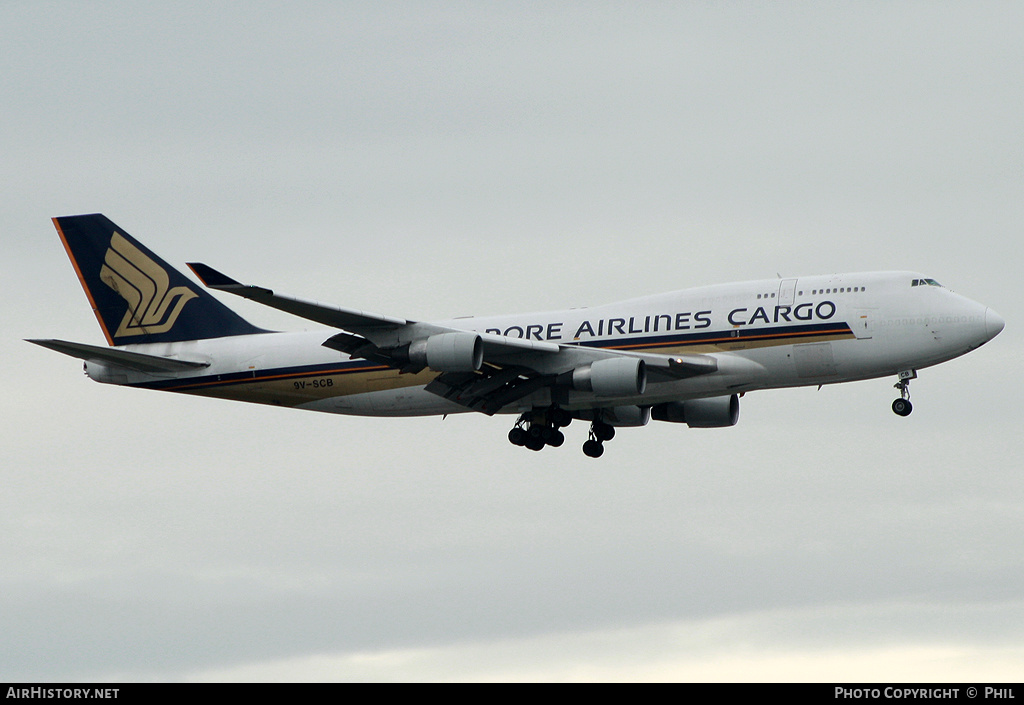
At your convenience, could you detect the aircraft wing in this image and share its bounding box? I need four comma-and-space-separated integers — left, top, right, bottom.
189, 262, 563, 354
187, 263, 408, 332
189, 263, 717, 413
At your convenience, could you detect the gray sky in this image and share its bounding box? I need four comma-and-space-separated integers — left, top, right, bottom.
2, 1, 1022, 682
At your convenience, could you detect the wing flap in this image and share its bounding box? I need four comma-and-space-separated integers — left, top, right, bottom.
424, 368, 554, 415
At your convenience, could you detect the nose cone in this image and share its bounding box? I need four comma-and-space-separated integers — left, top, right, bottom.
986, 308, 1005, 341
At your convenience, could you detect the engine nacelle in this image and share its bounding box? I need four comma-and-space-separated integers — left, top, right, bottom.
603, 405, 651, 427
651, 394, 740, 428
572, 357, 647, 397
408, 332, 483, 372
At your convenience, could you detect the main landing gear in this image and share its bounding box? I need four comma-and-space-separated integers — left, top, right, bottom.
507, 407, 616, 458
582, 417, 615, 458
508, 407, 571, 452
892, 370, 916, 417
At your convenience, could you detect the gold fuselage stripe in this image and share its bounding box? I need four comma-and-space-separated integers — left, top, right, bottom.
132, 323, 855, 408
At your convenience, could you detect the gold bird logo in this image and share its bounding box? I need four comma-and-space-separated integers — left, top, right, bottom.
99, 232, 198, 338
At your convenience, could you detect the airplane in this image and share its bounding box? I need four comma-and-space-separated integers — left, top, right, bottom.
29, 214, 1005, 458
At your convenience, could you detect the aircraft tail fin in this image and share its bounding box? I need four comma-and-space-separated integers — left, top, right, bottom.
52, 214, 267, 344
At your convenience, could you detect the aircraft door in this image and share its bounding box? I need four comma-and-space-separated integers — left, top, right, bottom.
778, 279, 798, 306
853, 309, 876, 339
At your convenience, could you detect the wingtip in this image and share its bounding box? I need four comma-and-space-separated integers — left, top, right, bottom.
186, 262, 240, 289
186, 262, 276, 298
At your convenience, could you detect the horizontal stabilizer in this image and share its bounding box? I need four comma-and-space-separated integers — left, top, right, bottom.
26, 339, 210, 373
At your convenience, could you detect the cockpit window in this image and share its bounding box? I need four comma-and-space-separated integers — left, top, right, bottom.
911, 278, 943, 287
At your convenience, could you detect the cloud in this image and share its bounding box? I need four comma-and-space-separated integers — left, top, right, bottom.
185, 606, 1024, 682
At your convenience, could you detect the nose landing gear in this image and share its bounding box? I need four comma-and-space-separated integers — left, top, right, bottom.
892, 370, 916, 416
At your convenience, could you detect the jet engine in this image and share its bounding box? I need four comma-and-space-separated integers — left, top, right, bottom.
602, 405, 651, 427
406, 331, 483, 372
650, 394, 740, 428
572, 357, 647, 397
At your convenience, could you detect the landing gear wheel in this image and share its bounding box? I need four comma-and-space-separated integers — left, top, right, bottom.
892, 370, 916, 417
583, 439, 605, 458
525, 436, 545, 451
892, 398, 913, 417
550, 407, 572, 428
509, 408, 569, 452
593, 422, 615, 442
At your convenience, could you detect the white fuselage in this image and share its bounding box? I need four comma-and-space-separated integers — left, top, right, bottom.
86, 271, 1002, 417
